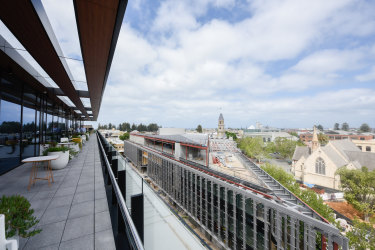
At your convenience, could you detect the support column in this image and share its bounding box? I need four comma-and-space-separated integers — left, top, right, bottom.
253, 201, 257, 249
308, 225, 315, 250
264, 206, 269, 249
290, 217, 295, 249
276, 211, 282, 250
233, 192, 237, 250
225, 187, 228, 247
218, 185, 221, 242
242, 197, 246, 250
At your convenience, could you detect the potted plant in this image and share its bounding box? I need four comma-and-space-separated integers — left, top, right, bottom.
72, 136, 82, 150
0, 195, 41, 246
68, 147, 78, 160
43, 147, 69, 170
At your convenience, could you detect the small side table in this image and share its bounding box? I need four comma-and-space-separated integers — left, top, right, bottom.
22, 155, 59, 190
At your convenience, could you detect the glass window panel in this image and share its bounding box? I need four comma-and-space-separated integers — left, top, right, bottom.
0, 98, 21, 174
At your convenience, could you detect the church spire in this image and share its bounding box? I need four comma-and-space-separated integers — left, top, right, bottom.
312, 125, 319, 152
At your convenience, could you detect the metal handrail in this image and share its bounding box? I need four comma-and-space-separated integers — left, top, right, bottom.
96, 132, 144, 250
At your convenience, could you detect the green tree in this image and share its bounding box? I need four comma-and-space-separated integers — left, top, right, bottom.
288, 131, 298, 137
119, 132, 130, 140
147, 123, 159, 132
238, 137, 268, 162
317, 124, 323, 131
108, 123, 113, 129
225, 131, 237, 140
336, 167, 375, 222
334, 123, 340, 130
131, 123, 137, 131
273, 137, 304, 159
342, 122, 349, 131
196, 125, 203, 133
360, 123, 371, 132
346, 219, 375, 249
262, 163, 335, 223
318, 133, 329, 145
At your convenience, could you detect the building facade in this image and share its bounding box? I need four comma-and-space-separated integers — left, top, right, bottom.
352, 139, 375, 153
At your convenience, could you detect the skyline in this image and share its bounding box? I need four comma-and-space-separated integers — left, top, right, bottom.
6, 0, 375, 129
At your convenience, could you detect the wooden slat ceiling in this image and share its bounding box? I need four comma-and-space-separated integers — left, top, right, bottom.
0, 50, 73, 116
74, 0, 127, 120
0, 1, 87, 118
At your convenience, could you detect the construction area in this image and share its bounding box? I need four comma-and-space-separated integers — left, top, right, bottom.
129, 133, 265, 189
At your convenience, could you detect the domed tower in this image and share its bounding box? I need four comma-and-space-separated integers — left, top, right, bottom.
218, 113, 225, 138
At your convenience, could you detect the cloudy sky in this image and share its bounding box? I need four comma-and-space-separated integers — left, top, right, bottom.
45, 0, 375, 129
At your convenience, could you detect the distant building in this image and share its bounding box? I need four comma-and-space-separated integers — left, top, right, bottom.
243, 131, 298, 143
352, 139, 375, 153
292, 127, 375, 189
83, 125, 93, 131
299, 131, 374, 143
217, 113, 225, 138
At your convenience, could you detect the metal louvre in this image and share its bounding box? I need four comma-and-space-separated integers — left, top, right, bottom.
124, 140, 348, 250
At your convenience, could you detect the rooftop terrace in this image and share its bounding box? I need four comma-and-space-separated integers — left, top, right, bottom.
0, 134, 115, 250
0, 133, 207, 250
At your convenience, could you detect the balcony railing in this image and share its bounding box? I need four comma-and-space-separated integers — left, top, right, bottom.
97, 132, 144, 250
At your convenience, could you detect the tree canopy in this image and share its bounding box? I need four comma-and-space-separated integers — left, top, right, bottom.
318, 133, 329, 145
346, 219, 375, 249
119, 132, 129, 140
262, 163, 335, 223
98, 122, 160, 132
225, 131, 237, 140
238, 136, 304, 161
336, 166, 375, 221
359, 123, 371, 132
334, 123, 340, 130
317, 124, 323, 131
196, 124, 202, 133
238, 137, 267, 162
342, 122, 349, 131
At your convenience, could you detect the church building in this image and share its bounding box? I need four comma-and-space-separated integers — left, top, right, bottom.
292, 126, 375, 190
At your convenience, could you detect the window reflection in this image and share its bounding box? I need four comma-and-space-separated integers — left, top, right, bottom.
0, 100, 21, 174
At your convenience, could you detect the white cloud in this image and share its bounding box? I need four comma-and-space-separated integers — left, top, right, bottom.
35, 0, 375, 128
356, 66, 375, 82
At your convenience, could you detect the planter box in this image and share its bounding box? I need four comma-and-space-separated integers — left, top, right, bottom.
71, 143, 80, 152
48, 151, 69, 170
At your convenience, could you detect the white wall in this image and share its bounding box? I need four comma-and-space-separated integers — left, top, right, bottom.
158, 128, 185, 135
130, 134, 145, 145
174, 143, 181, 159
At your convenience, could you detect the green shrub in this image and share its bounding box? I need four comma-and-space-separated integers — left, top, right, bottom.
262, 163, 335, 223
43, 146, 69, 156
0, 195, 41, 238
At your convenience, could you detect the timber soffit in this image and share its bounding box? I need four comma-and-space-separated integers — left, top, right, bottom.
74, 0, 128, 120
0, 0, 88, 118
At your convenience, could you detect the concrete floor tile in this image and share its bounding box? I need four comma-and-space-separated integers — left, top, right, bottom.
24, 221, 65, 249
69, 200, 94, 219
95, 211, 112, 233
48, 195, 74, 209
72, 191, 94, 204
95, 229, 116, 250
39, 205, 70, 225
62, 215, 94, 242
59, 233, 94, 250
